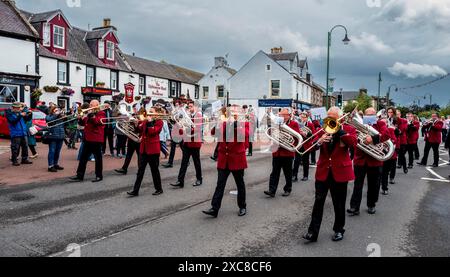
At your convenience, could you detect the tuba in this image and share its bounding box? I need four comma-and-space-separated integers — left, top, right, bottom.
265, 113, 304, 154
346, 111, 395, 162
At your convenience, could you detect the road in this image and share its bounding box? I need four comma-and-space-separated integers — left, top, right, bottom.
0, 140, 449, 257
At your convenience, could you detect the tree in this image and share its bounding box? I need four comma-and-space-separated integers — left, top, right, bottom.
343, 92, 373, 113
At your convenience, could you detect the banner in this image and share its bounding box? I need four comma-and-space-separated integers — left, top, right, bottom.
124, 83, 135, 104
258, 99, 293, 108
310, 107, 327, 121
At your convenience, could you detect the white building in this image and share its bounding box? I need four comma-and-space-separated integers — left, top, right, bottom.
197, 57, 237, 107
229, 47, 314, 111
0, 0, 40, 108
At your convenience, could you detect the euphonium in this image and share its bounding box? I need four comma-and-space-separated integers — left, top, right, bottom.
265, 113, 304, 154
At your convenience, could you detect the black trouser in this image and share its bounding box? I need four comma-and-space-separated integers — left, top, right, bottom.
398, 145, 407, 170
443, 129, 448, 143
211, 169, 246, 211
414, 143, 420, 160
102, 128, 114, 155
133, 153, 162, 193
67, 129, 76, 148
122, 140, 140, 171
11, 136, 28, 163
248, 142, 253, 155
407, 144, 417, 166
76, 141, 103, 179
308, 172, 348, 236
116, 135, 127, 156
29, 145, 37, 156
293, 151, 310, 178
212, 144, 219, 159
168, 140, 183, 165
311, 150, 316, 164
421, 141, 440, 166
390, 158, 397, 181
178, 146, 202, 184
269, 157, 294, 193
381, 160, 396, 191
350, 165, 382, 210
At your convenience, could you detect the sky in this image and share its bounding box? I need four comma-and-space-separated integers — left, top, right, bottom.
16, 0, 450, 107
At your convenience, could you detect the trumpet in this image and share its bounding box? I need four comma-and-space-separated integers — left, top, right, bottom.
265, 113, 304, 154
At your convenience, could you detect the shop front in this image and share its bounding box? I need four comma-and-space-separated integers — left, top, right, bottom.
0, 73, 40, 109
81, 87, 113, 105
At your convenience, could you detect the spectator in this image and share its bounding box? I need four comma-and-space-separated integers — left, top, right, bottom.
45, 106, 66, 172
6, 102, 33, 166
25, 109, 38, 159
36, 101, 49, 115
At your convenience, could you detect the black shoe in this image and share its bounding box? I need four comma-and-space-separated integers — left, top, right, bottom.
292, 176, 298, 182
417, 162, 426, 166
403, 168, 408, 174
433, 164, 439, 168
396, 165, 402, 169
282, 191, 291, 197
390, 179, 395, 185
408, 165, 413, 169
152, 190, 163, 196
264, 191, 275, 198
21, 160, 33, 165
115, 168, 127, 175
48, 167, 57, 173
301, 177, 309, 182
194, 180, 202, 187
302, 233, 318, 242
127, 191, 139, 197
238, 208, 247, 217
162, 164, 173, 168
170, 181, 184, 188
92, 177, 103, 183
69, 176, 83, 182
203, 208, 218, 218
54, 165, 64, 170
368, 207, 377, 215
381, 190, 389, 196
347, 208, 360, 216
12, 162, 20, 167
247, 153, 253, 157
332, 232, 344, 242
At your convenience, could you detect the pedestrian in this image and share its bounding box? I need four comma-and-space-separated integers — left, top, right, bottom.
45, 106, 65, 172
6, 102, 33, 166
25, 108, 38, 159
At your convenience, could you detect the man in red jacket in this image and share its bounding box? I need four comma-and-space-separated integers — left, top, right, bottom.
348, 107, 390, 216
381, 118, 399, 195
396, 110, 409, 174
293, 112, 316, 182
70, 100, 106, 183
203, 106, 249, 218
171, 101, 203, 188
418, 113, 443, 167
127, 107, 164, 197
406, 113, 420, 169
264, 109, 301, 198
303, 107, 357, 243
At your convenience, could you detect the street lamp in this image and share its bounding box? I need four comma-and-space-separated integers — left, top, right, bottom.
386, 84, 398, 108
326, 25, 350, 110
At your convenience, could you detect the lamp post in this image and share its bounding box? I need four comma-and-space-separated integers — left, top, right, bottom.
424, 93, 432, 110
326, 25, 350, 110
386, 84, 398, 108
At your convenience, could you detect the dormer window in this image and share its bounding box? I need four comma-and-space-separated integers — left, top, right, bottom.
98, 40, 105, 59
43, 23, 51, 47
106, 41, 115, 61
53, 25, 65, 49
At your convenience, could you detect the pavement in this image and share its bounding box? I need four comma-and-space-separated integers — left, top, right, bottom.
0, 138, 449, 257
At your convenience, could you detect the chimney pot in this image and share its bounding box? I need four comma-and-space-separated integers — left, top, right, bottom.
103, 18, 111, 28
271, 47, 283, 54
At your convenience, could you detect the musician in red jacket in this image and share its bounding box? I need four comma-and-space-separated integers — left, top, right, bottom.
293, 112, 316, 182
303, 107, 357, 243
171, 101, 203, 188
264, 109, 301, 198
396, 110, 409, 174
418, 113, 444, 167
203, 106, 249, 218
406, 113, 420, 169
127, 107, 164, 197
381, 118, 399, 195
348, 107, 390, 216
70, 100, 106, 183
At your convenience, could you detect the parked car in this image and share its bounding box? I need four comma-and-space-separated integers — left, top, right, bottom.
0, 108, 47, 138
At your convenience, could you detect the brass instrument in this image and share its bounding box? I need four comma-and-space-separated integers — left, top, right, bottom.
46, 104, 108, 128
265, 112, 304, 154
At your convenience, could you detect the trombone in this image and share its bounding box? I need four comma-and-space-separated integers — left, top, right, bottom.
46, 104, 108, 128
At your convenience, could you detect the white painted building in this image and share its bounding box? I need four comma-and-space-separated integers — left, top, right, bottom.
0, 0, 40, 108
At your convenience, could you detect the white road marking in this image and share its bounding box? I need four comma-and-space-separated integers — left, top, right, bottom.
426, 167, 446, 180
421, 178, 450, 183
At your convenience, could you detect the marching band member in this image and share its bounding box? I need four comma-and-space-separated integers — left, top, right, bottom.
406, 113, 420, 169
115, 105, 141, 175
303, 107, 357, 242
70, 100, 106, 183
418, 113, 444, 168
396, 110, 409, 174
264, 109, 301, 198
203, 105, 249, 218
127, 107, 164, 197
292, 112, 316, 182
171, 101, 203, 188
348, 107, 389, 216
381, 117, 399, 195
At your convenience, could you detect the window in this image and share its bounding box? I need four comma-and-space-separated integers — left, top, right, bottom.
169, 81, 180, 98
202, 86, 209, 99
53, 25, 65, 49
139, 76, 145, 95
43, 23, 50, 47
106, 41, 115, 60
217, 85, 224, 98
57, 61, 68, 84
110, 71, 118, 90
98, 40, 105, 59
0, 84, 20, 103
195, 86, 199, 99
270, 80, 280, 98
86, 66, 95, 87
266, 65, 271, 71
